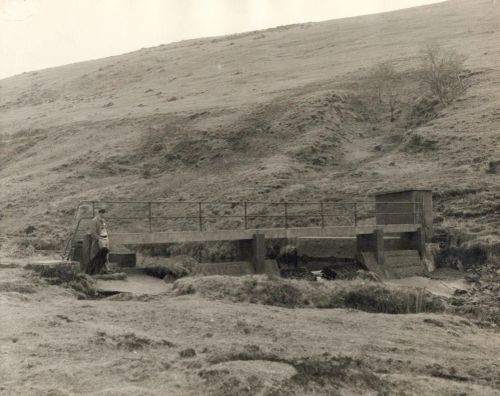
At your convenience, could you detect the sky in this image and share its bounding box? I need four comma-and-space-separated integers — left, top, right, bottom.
0, 0, 444, 79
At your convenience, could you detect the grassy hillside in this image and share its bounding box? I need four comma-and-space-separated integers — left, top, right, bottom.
1, 0, 499, 250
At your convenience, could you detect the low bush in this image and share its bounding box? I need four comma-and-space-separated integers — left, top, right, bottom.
342, 283, 443, 314
435, 243, 490, 271
405, 96, 440, 128
173, 275, 445, 314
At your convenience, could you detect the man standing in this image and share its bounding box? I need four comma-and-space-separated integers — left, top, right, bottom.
87, 208, 111, 274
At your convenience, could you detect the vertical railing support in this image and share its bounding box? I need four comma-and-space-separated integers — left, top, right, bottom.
320, 202, 325, 228
148, 202, 152, 232
354, 202, 358, 227
92, 201, 95, 217
244, 202, 248, 230
198, 202, 203, 231
284, 202, 289, 229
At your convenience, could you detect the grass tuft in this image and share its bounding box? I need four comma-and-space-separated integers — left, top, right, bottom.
173, 275, 445, 314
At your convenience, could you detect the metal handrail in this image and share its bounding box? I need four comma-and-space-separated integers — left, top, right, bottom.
83, 200, 423, 206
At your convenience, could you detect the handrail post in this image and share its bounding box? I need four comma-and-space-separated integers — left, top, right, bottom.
414, 201, 417, 225
92, 201, 95, 217
354, 202, 358, 227
284, 202, 288, 229
198, 202, 203, 231
244, 202, 248, 230
320, 202, 325, 228
148, 202, 152, 232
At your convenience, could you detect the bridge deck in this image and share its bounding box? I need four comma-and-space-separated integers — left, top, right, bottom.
109, 224, 419, 246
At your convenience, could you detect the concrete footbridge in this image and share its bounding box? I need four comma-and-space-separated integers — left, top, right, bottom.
65, 189, 433, 279
109, 224, 420, 244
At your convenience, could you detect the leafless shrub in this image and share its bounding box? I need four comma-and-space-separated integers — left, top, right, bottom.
367, 62, 401, 121
419, 43, 467, 105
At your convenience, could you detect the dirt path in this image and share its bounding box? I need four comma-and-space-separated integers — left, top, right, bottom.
1, 265, 500, 395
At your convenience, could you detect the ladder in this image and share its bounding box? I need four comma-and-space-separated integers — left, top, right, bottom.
62, 203, 93, 260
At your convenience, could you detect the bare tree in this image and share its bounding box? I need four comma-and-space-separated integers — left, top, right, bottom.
368, 62, 400, 122
419, 44, 466, 105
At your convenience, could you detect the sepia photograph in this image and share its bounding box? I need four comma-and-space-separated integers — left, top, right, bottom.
1, 0, 499, 394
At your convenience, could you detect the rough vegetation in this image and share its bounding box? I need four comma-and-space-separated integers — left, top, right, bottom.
173, 275, 445, 313
448, 253, 500, 325
23, 260, 99, 298
2, 264, 499, 395
202, 353, 393, 396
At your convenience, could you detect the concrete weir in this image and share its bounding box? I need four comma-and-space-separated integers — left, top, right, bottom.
105, 225, 425, 279
104, 224, 419, 276
66, 225, 428, 280
68, 190, 433, 279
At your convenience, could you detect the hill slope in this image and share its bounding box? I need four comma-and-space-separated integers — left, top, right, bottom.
1, 0, 499, 249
